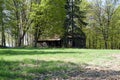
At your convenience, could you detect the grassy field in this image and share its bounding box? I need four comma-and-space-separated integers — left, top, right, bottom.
0, 48, 120, 80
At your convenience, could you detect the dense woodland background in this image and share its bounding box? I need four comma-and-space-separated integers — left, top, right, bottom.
0, 0, 120, 49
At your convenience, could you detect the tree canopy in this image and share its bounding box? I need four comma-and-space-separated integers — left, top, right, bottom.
0, 0, 120, 49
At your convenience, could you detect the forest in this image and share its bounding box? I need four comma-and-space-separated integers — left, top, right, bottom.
0, 0, 120, 49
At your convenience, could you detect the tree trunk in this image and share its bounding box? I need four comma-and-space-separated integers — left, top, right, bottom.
34, 25, 40, 47
34, 29, 38, 47
1, 19, 6, 47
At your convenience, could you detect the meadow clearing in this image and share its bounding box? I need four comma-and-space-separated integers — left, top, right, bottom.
0, 48, 120, 80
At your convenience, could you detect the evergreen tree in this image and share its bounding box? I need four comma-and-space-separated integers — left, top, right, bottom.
64, 0, 87, 47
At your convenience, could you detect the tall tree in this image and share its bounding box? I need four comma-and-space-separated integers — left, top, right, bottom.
30, 0, 66, 47
110, 6, 120, 49
0, 0, 6, 47
64, 0, 87, 47
5, 0, 33, 47
87, 0, 119, 49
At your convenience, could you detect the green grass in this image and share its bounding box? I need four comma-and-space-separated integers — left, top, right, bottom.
0, 48, 120, 80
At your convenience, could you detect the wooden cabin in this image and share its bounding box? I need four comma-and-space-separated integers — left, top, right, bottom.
37, 38, 62, 48
37, 34, 86, 48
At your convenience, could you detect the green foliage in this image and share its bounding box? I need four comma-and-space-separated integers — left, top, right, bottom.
110, 6, 120, 49
84, 0, 120, 49
0, 0, 120, 48
30, 0, 66, 38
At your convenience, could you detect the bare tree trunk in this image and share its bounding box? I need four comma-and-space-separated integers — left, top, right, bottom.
34, 26, 38, 47
1, 17, 6, 47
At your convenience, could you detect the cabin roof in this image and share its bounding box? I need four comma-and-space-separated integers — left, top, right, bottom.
38, 38, 61, 42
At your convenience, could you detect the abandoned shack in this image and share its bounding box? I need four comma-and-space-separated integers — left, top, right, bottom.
37, 33, 86, 48
37, 38, 62, 48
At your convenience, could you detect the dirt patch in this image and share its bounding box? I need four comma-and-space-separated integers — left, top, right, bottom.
75, 65, 120, 80
71, 54, 120, 80
111, 54, 120, 60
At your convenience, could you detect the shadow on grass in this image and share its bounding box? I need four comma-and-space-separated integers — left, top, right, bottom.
0, 60, 32, 80
0, 49, 83, 55
0, 59, 82, 80
76, 65, 120, 80
0, 59, 120, 80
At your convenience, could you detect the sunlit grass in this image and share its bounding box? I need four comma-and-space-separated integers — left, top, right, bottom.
0, 48, 120, 79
